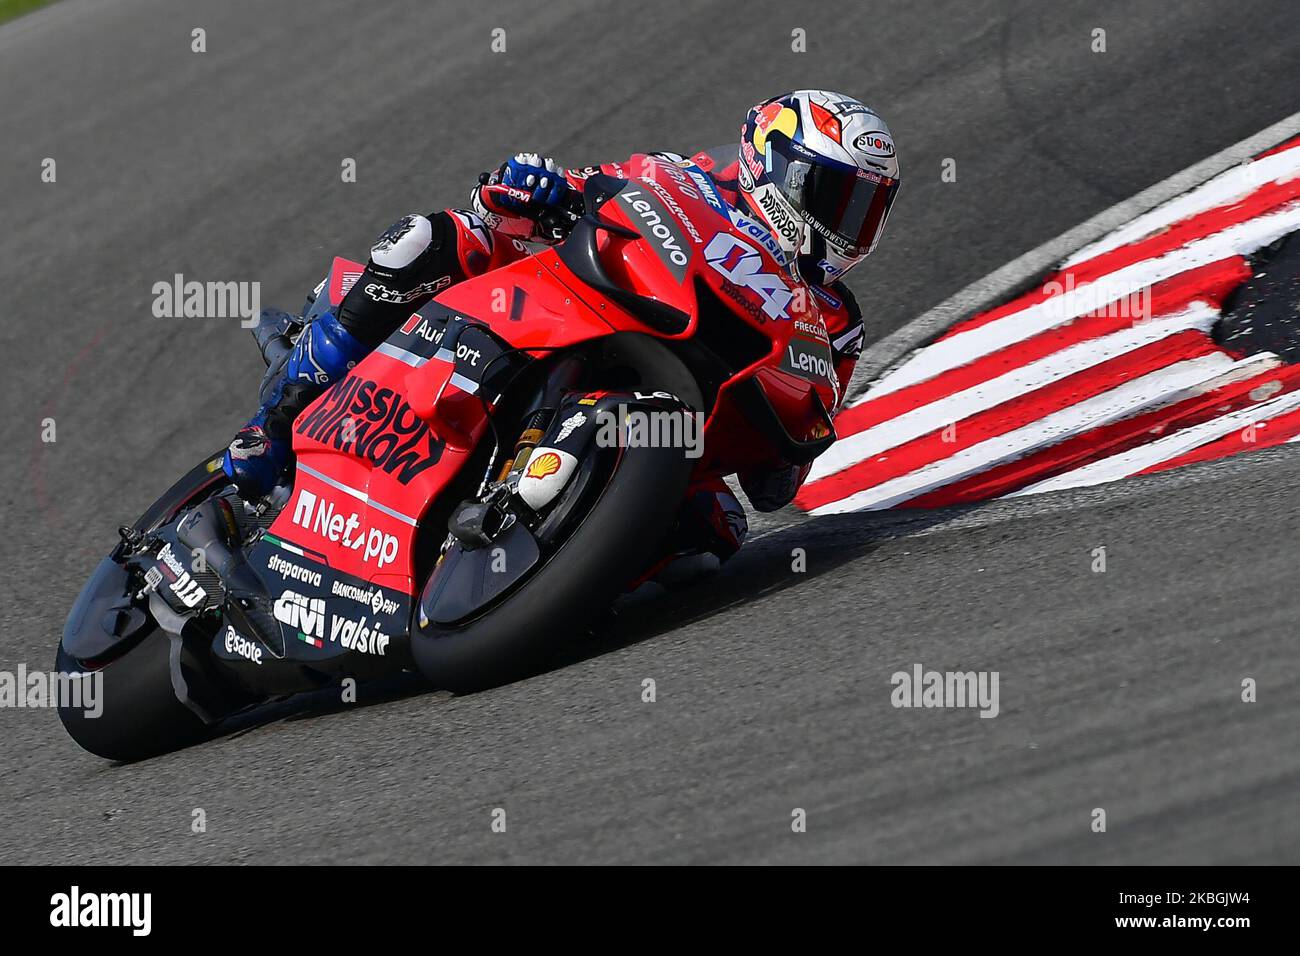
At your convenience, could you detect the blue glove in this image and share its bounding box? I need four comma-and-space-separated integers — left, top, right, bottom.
498, 153, 571, 211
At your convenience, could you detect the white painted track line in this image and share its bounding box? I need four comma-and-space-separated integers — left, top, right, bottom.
812, 353, 1242, 513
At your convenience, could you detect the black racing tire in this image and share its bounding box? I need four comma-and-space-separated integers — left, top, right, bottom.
56, 449, 238, 761
55, 634, 211, 762
411, 439, 694, 692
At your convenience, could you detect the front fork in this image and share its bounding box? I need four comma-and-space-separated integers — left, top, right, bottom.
426, 385, 699, 627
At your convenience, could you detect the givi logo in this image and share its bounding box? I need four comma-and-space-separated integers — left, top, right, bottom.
273, 589, 326, 639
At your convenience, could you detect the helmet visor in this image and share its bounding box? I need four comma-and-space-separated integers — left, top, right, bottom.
769, 146, 897, 255
800, 162, 898, 255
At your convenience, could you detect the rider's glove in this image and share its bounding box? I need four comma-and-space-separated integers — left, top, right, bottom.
472, 153, 577, 244
500, 153, 571, 209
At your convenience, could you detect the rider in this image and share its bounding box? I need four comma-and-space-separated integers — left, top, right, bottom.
222, 89, 900, 566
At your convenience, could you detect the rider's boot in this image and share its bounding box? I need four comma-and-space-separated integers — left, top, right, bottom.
222, 310, 368, 499
737, 461, 811, 513
652, 479, 749, 589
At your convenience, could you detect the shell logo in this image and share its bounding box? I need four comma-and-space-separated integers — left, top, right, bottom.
525, 451, 563, 480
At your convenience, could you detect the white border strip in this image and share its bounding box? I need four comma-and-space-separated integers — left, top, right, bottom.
375, 342, 429, 368
1062, 143, 1300, 267
297, 461, 419, 526
814, 353, 1241, 513
869, 202, 1300, 398
807, 305, 1215, 482
850, 109, 1300, 397
1008, 383, 1300, 495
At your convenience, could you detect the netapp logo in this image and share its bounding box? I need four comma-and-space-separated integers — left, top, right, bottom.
291, 488, 400, 569
50, 886, 151, 936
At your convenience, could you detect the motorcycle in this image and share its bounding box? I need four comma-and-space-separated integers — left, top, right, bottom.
56, 159, 840, 760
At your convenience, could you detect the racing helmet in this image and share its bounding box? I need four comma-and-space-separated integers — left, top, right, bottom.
738, 90, 900, 286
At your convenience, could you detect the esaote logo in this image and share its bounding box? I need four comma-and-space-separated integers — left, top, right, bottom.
291, 489, 400, 569
223, 626, 263, 666
525, 452, 562, 479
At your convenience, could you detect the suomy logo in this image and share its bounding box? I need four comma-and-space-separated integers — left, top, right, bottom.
853, 131, 895, 157
291, 489, 400, 569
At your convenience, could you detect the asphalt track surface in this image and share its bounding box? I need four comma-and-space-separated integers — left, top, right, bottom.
1, 0, 1297, 864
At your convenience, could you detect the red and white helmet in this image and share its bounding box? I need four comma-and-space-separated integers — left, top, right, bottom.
738, 90, 900, 286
